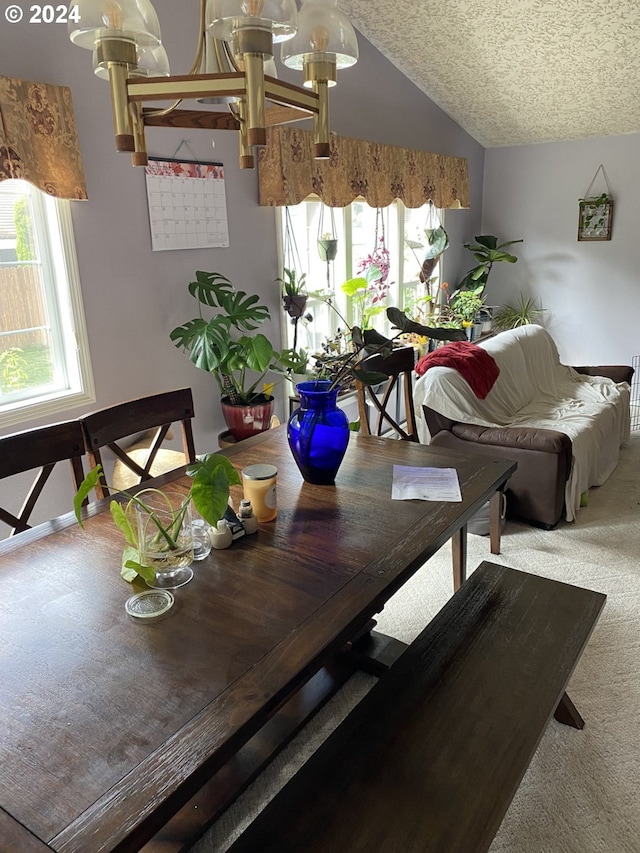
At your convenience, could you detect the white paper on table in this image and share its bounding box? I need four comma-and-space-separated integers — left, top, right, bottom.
391, 465, 462, 502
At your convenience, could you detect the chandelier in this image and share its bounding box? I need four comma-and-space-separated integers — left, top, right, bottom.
68, 0, 359, 169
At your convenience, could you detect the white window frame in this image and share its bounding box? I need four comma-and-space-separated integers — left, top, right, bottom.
277, 198, 444, 354
0, 181, 95, 428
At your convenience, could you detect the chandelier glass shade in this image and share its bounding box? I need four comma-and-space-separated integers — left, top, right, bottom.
207, 0, 298, 41
281, 0, 358, 73
67, 0, 358, 169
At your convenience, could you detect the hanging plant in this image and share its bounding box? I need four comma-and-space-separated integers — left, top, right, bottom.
342, 209, 391, 330
277, 208, 310, 349
405, 204, 450, 301
357, 207, 390, 297
317, 205, 339, 262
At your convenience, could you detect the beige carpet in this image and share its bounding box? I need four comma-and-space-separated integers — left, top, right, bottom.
190, 433, 640, 853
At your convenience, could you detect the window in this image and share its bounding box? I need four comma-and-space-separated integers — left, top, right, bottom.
279, 198, 443, 355
0, 180, 94, 427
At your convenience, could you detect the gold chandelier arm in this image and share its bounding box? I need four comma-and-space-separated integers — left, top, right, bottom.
219, 36, 240, 73
138, 0, 208, 122
144, 98, 185, 119
188, 0, 208, 75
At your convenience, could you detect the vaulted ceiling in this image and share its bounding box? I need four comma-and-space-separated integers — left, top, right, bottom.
341, 0, 639, 147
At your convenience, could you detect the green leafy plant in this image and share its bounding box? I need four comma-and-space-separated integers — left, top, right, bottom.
578, 194, 612, 235
285, 347, 310, 376
450, 288, 485, 323
14, 197, 36, 261
276, 267, 307, 299
578, 192, 610, 206
341, 266, 389, 331
73, 452, 240, 583
492, 295, 544, 331
0, 347, 29, 391
170, 271, 303, 405
455, 235, 523, 294
406, 224, 450, 290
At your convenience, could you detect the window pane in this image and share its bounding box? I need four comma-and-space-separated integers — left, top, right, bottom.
402, 205, 443, 322
278, 200, 442, 355
0, 180, 94, 423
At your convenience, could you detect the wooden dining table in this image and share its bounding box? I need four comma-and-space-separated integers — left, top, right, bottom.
0, 427, 516, 853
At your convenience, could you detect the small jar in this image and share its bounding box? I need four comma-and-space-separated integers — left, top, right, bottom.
241, 464, 277, 522
191, 518, 212, 560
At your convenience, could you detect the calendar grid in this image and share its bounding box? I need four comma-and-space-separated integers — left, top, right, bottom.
144, 159, 230, 251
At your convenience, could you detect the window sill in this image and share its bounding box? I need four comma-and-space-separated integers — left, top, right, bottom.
0, 387, 96, 431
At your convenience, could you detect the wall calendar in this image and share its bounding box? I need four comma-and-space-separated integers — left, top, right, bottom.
144, 158, 230, 251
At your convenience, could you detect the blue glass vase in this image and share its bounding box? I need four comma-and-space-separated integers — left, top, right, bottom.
287, 381, 350, 485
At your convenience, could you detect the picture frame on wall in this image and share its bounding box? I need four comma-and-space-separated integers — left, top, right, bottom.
577, 194, 613, 241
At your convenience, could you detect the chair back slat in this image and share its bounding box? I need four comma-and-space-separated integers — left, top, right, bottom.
356, 346, 418, 441
79, 388, 196, 497
0, 420, 86, 536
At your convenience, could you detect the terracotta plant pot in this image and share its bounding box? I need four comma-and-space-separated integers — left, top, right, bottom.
221, 395, 274, 442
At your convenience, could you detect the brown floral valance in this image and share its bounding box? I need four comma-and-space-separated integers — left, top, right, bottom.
0, 76, 87, 199
258, 126, 469, 209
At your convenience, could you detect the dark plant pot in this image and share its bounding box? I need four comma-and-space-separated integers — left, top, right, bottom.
221, 395, 274, 442
287, 381, 349, 485
317, 238, 338, 262
283, 294, 308, 319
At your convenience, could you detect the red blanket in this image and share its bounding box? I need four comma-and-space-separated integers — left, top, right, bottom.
415, 341, 500, 399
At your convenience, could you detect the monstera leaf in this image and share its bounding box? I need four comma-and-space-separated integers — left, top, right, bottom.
187, 271, 270, 331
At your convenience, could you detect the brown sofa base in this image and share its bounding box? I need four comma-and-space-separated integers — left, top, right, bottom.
427, 425, 570, 529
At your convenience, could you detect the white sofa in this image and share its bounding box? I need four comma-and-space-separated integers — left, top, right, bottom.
414, 325, 632, 526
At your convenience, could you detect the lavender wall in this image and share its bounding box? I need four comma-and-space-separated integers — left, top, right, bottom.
482, 134, 640, 364
0, 2, 484, 525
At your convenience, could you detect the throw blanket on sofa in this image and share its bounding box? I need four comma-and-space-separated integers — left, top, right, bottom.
415, 342, 500, 399
413, 325, 631, 521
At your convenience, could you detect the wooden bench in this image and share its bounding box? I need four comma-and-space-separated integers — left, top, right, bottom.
226, 561, 606, 853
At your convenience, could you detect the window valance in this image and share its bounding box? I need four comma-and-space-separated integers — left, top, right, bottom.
0, 76, 87, 200
258, 126, 469, 209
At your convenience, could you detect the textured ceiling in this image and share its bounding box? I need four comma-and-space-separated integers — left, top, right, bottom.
341, 0, 640, 147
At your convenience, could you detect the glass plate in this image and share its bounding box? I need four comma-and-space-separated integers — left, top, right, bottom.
125, 590, 174, 621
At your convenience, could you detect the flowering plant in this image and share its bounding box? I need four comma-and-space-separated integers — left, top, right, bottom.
342, 231, 392, 330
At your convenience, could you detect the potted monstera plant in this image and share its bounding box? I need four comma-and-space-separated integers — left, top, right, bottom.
170, 271, 301, 441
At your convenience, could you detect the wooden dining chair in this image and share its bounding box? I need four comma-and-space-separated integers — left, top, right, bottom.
0, 420, 86, 536
356, 345, 419, 441
79, 388, 196, 498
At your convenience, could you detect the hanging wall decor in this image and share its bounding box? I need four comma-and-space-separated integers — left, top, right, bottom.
578, 165, 614, 242
144, 146, 229, 251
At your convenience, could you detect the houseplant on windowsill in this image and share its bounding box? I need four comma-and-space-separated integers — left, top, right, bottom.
170, 271, 302, 441
450, 288, 485, 339
492, 295, 545, 331
73, 452, 240, 585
